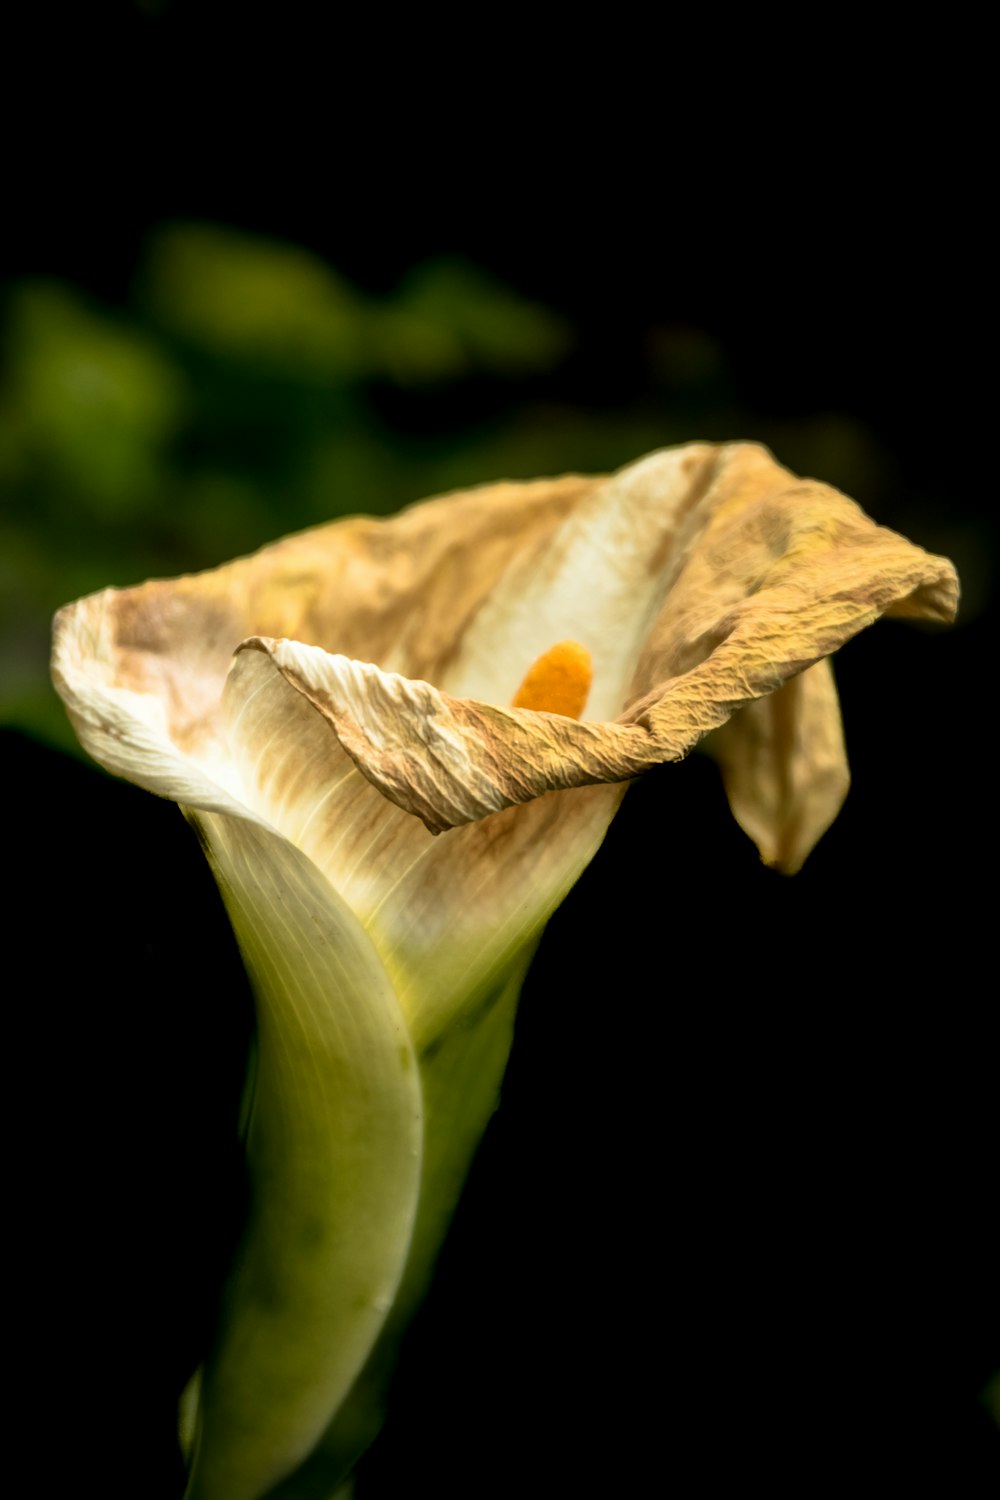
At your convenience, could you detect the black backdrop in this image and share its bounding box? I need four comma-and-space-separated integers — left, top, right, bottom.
6, 11, 997, 1496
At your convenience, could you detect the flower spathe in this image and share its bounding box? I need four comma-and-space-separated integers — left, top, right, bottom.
52, 442, 958, 1499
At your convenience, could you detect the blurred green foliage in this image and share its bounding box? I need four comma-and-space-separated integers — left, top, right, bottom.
0, 221, 896, 752
0, 227, 567, 748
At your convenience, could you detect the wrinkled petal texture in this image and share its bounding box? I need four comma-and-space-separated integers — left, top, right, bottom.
222, 640, 622, 1045
51, 440, 959, 1494
53, 441, 958, 921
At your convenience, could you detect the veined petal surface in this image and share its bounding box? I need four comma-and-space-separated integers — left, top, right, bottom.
182, 813, 422, 1500
223, 639, 623, 1046
49, 439, 960, 1495
231, 443, 955, 869
51, 442, 958, 875
704, 659, 849, 874
51, 472, 594, 798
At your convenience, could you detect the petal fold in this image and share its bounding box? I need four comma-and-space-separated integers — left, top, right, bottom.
51, 589, 253, 819
182, 813, 422, 1500
223, 445, 956, 874
222, 639, 624, 1046
51, 443, 958, 876
48, 438, 962, 1497
704, 659, 849, 874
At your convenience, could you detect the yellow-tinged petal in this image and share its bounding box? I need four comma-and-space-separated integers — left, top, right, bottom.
51, 586, 254, 819
49, 439, 960, 1494
50, 472, 596, 812
439, 444, 722, 718
704, 658, 849, 874
219, 445, 954, 865
222, 638, 622, 1045
51, 443, 957, 876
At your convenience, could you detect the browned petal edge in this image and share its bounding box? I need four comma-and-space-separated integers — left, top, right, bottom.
53, 443, 959, 873
703, 660, 850, 875
233, 477, 957, 844
51, 473, 601, 780
232, 637, 647, 833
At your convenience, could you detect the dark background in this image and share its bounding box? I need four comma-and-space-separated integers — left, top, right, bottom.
5, 8, 996, 1496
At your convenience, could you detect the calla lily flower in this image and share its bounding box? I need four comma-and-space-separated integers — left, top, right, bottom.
51, 441, 957, 1500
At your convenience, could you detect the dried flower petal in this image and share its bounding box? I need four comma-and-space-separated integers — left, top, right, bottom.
50, 440, 958, 1498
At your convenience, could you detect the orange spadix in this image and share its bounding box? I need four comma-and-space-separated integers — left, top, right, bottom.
511, 640, 593, 720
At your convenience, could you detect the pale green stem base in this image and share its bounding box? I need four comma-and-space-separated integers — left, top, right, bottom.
262, 952, 532, 1498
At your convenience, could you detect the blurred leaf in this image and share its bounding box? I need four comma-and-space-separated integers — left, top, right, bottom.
3, 219, 929, 759
1, 279, 186, 518
375, 257, 571, 383
136, 222, 368, 379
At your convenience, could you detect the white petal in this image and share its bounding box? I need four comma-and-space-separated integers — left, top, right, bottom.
222, 641, 625, 1047
51, 590, 253, 818
275, 951, 535, 1492
441, 443, 722, 718
183, 813, 422, 1500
